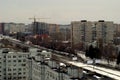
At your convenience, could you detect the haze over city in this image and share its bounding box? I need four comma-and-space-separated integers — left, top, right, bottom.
1, 0, 120, 80
0, 0, 120, 24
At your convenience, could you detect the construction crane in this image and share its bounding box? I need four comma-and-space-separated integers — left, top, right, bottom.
29, 16, 50, 35
29, 16, 50, 23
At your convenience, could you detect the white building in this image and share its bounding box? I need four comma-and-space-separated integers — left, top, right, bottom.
27, 49, 83, 80
4, 23, 26, 35
71, 20, 114, 45
0, 48, 29, 80
71, 20, 93, 45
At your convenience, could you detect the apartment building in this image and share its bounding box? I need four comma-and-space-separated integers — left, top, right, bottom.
27, 49, 83, 80
0, 48, 29, 80
0, 23, 4, 34
32, 22, 48, 35
0, 23, 26, 35
48, 24, 59, 35
114, 24, 120, 33
96, 20, 114, 43
71, 20, 93, 45
1, 23, 32, 34
58, 24, 71, 41
71, 20, 114, 45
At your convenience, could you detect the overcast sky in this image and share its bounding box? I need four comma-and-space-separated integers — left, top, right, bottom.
0, 0, 120, 24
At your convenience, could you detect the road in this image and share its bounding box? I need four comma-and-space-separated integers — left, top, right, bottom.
2, 35, 120, 80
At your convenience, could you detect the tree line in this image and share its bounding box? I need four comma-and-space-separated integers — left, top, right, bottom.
85, 44, 120, 65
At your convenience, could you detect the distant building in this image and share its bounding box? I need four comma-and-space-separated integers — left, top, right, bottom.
0, 23, 26, 35
95, 20, 114, 43
114, 24, 120, 45
71, 20, 114, 45
32, 22, 48, 35
58, 24, 71, 41
0, 23, 4, 34
48, 24, 59, 35
114, 24, 120, 33
0, 48, 29, 80
71, 20, 93, 45
25, 24, 33, 33
48, 24, 59, 40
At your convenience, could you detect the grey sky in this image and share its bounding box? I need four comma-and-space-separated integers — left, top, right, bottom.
0, 0, 120, 24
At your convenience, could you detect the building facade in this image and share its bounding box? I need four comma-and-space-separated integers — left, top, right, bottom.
71, 20, 92, 45
114, 24, 120, 33
27, 49, 83, 80
48, 24, 59, 35
32, 22, 48, 35
58, 25, 71, 41
0, 23, 26, 35
71, 20, 114, 45
0, 23, 4, 34
0, 48, 29, 80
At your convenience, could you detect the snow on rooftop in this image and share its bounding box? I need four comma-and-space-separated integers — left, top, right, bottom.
42, 50, 47, 53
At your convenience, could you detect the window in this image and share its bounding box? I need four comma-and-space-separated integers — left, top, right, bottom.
13, 56, 16, 58
23, 76, 26, 79
4, 77, 6, 79
4, 56, 6, 58
18, 77, 22, 79
8, 56, 11, 58
23, 59, 26, 62
13, 73, 16, 75
13, 68, 16, 71
13, 64, 16, 66
23, 68, 26, 70
8, 77, 11, 80
8, 60, 11, 62
22, 64, 26, 66
13, 77, 16, 79
18, 60, 21, 62
18, 72, 21, 75
23, 55, 27, 57
8, 73, 11, 75
18, 68, 21, 71
19, 55, 22, 58
23, 72, 26, 74
13, 60, 16, 62
8, 69, 11, 71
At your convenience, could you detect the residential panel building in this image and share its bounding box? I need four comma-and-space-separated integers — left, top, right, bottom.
27, 49, 83, 80
71, 20, 114, 45
0, 48, 29, 80
0, 23, 4, 34
2, 23, 26, 35
32, 22, 48, 35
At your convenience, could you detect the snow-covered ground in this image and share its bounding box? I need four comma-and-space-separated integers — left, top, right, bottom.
76, 51, 120, 68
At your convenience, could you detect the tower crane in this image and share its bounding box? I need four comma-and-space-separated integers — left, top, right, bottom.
29, 16, 50, 35
29, 16, 50, 22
